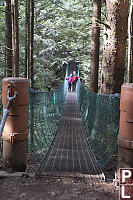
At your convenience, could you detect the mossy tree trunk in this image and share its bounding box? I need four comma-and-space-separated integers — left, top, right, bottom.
100, 0, 129, 94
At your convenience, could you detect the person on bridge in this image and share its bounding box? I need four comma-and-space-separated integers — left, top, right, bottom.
65, 73, 73, 91
72, 71, 79, 92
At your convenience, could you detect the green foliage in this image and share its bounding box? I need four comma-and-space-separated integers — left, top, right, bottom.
32, 0, 93, 89
0, 0, 4, 6
0, 0, 106, 91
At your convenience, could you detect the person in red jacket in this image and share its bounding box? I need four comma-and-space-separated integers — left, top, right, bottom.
72, 71, 79, 92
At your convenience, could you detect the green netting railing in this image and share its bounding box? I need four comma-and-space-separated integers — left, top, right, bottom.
76, 80, 120, 168
28, 81, 67, 155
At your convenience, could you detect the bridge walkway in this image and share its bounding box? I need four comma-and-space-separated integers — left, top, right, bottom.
36, 91, 102, 177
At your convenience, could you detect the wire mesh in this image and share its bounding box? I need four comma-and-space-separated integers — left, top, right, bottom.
76, 80, 120, 168
28, 81, 68, 156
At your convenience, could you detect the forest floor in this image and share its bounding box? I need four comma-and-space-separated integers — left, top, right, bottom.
0, 153, 119, 200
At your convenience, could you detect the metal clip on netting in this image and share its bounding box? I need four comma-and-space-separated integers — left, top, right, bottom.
0, 91, 17, 137
77, 81, 120, 168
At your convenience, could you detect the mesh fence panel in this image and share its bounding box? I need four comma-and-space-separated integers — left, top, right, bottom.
28, 81, 67, 155
77, 81, 120, 168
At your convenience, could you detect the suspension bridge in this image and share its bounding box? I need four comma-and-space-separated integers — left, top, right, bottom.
0, 65, 120, 178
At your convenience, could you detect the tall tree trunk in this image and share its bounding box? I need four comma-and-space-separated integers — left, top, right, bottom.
90, 0, 101, 93
30, 0, 34, 88
128, 0, 133, 83
25, 0, 27, 78
5, 0, 12, 77
25, 0, 30, 79
100, 0, 129, 94
11, 0, 19, 77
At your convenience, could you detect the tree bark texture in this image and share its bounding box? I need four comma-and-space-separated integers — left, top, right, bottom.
25, 0, 30, 79
11, 0, 19, 77
90, 0, 101, 93
5, 0, 12, 77
128, 0, 133, 83
100, 0, 129, 94
30, 0, 34, 88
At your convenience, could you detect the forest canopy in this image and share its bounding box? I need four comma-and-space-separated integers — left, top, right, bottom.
0, 0, 130, 93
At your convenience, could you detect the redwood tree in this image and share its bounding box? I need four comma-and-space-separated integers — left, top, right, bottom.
90, 0, 101, 93
100, 0, 129, 94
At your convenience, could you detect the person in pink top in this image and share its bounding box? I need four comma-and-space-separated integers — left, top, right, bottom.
72, 71, 79, 92
65, 73, 73, 91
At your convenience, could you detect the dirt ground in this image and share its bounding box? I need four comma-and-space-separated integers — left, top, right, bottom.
0, 153, 119, 200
